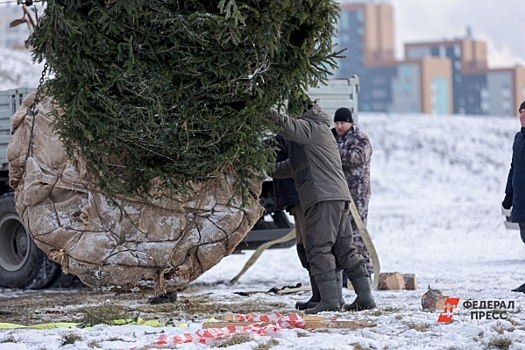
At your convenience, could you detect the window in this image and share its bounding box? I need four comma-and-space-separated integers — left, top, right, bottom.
371, 89, 386, 98
439, 46, 446, 58
454, 45, 461, 57
339, 12, 349, 30
373, 76, 386, 84
356, 10, 363, 23
340, 34, 350, 43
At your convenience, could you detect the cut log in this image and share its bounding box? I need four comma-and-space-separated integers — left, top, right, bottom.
421, 285, 448, 310
403, 273, 417, 290
377, 272, 405, 290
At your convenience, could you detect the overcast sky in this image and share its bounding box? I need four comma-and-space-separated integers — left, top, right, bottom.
386, 0, 525, 68
3, 1, 524, 69
338, 0, 525, 68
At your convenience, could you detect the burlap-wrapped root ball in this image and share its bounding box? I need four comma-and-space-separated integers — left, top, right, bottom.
7, 92, 264, 294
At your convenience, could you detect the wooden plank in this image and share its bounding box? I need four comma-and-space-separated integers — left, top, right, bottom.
222, 314, 325, 322
301, 315, 327, 321
203, 321, 272, 329
203, 320, 376, 330
305, 320, 376, 329
206, 316, 376, 330
223, 314, 254, 322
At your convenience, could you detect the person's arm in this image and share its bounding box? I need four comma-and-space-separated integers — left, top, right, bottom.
502, 156, 514, 209
267, 110, 313, 145
505, 160, 514, 195
269, 159, 293, 179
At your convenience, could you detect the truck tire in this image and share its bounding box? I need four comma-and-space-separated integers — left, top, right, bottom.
0, 192, 59, 289
48, 271, 77, 288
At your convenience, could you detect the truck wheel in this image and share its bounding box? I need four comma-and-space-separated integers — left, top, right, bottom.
48, 271, 81, 288
0, 192, 59, 289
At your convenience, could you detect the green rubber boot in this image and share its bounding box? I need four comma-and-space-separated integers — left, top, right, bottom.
305, 279, 341, 314
303, 270, 345, 309
295, 275, 320, 310
344, 276, 376, 311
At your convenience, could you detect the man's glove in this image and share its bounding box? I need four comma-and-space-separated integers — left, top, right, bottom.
502, 193, 513, 210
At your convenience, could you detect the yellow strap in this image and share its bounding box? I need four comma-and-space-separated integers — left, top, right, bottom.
26, 322, 79, 329
0, 322, 79, 330
230, 228, 296, 284
0, 319, 171, 330
0, 323, 28, 329
230, 195, 381, 289
347, 193, 381, 289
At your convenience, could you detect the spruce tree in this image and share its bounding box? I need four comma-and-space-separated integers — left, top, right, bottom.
30, 0, 341, 200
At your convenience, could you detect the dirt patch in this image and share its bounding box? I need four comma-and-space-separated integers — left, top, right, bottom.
0, 285, 295, 327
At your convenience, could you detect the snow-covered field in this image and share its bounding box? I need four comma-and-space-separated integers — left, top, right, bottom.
1, 48, 525, 349
0, 49, 45, 91
0, 113, 523, 350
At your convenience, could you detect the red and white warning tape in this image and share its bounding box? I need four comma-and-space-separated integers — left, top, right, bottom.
151, 313, 306, 346
227, 312, 306, 328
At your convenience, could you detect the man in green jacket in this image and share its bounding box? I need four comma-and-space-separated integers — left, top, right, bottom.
266, 103, 376, 313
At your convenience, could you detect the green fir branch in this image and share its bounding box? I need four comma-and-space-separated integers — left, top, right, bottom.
29, 0, 342, 203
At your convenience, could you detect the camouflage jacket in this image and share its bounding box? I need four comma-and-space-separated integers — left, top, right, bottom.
331, 124, 372, 229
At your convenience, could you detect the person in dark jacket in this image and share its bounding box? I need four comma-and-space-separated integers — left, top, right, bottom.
503, 100, 525, 244
272, 135, 345, 310
505, 101, 525, 293
266, 103, 376, 313
331, 107, 374, 276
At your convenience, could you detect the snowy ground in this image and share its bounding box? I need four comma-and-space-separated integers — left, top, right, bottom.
0, 49, 45, 91
1, 48, 525, 349
1, 112, 524, 349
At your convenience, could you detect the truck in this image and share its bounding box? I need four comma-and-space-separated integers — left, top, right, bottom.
0, 77, 360, 289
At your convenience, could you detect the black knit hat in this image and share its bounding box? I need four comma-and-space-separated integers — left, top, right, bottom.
520, 101, 525, 112
334, 107, 353, 123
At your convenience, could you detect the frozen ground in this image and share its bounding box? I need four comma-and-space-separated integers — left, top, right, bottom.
1, 48, 525, 349
1, 112, 524, 349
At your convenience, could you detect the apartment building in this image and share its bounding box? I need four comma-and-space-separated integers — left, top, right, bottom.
336, 1, 525, 115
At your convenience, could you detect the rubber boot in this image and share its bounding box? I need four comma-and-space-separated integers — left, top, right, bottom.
344, 276, 376, 311
304, 270, 345, 310
305, 279, 340, 314
295, 275, 320, 310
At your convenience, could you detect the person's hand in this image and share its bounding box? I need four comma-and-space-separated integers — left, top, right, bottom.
502, 193, 513, 210
266, 109, 281, 124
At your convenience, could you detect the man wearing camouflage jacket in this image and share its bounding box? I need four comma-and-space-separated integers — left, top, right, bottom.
331, 107, 373, 276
